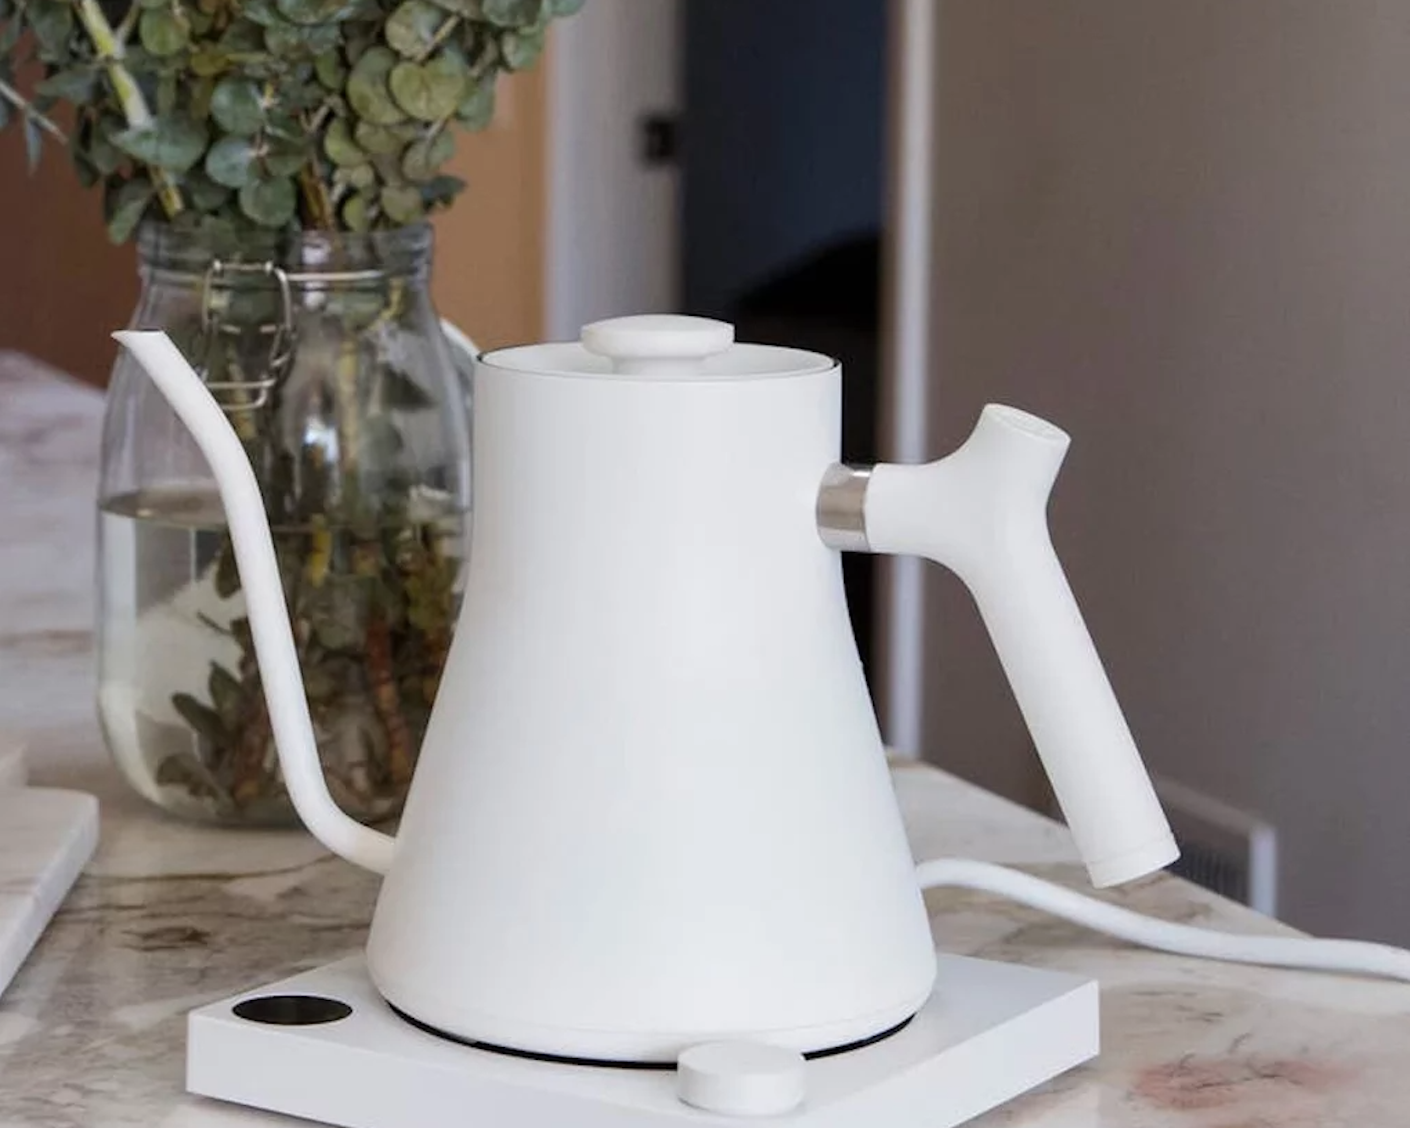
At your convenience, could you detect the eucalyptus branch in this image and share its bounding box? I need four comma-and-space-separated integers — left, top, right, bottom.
115, 0, 140, 45
0, 76, 68, 142
417, 15, 461, 63
307, 101, 334, 134
298, 101, 338, 226
75, 0, 148, 126
0, 0, 579, 237
73, 0, 184, 217
298, 157, 336, 229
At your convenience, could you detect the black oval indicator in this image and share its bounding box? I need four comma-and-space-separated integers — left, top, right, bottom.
233, 994, 353, 1026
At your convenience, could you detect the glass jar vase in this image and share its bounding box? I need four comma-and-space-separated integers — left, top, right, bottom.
97, 223, 471, 826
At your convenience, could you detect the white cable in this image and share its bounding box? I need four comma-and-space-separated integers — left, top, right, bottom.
916, 857, 1410, 983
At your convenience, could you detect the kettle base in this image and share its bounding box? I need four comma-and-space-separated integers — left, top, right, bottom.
386, 1002, 915, 1070
188, 951, 1099, 1128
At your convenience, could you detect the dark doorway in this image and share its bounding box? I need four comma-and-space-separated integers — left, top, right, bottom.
682, 0, 889, 676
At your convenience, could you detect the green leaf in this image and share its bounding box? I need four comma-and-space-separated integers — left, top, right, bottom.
342, 191, 372, 231
262, 109, 304, 140
219, 19, 266, 52
190, 76, 215, 120
302, 22, 342, 52
359, 416, 406, 464
204, 134, 258, 187
386, 0, 445, 58
71, 146, 99, 188
240, 0, 283, 26
380, 182, 424, 224
314, 50, 347, 90
276, 0, 361, 24
106, 179, 156, 243
0, 14, 21, 51
210, 76, 264, 135
378, 367, 434, 408
155, 751, 228, 800
189, 49, 228, 76
171, 693, 228, 747
87, 117, 125, 174
23, 117, 42, 174
263, 139, 308, 176
544, 0, 582, 13
499, 26, 543, 70
323, 117, 367, 166
388, 50, 467, 121
401, 126, 453, 181
421, 172, 465, 207
185, 168, 231, 210
157, 72, 179, 115
140, 9, 189, 56
455, 78, 495, 128
36, 68, 99, 102
349, 162, 377, 189
263, 18, 304, 55
239, 176, 297, 227
29, 1, 74, 56
481, 0, 541, 27
353, 119, 407, 154
113, 116, 209, 173
208, 662, 244, 727
347, 46, 405, 124
215, 543, 241, 598
308, 578, 369, 650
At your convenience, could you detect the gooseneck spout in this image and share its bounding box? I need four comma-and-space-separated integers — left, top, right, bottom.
819, 404, 1178, 888
113, 331, 395, 875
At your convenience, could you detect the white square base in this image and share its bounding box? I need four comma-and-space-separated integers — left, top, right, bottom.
0, 780, 99, 1001
188, 953, 1098, 1128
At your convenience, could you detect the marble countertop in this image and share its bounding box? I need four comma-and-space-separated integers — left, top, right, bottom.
2, 353, 1409, 1127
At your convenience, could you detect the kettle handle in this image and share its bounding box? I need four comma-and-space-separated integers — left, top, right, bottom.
818, 404, 1178, 888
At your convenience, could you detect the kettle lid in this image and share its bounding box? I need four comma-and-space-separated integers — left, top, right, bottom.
479, 315, 835, 382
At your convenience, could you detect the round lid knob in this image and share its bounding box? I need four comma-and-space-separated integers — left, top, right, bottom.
676, 1041, 806, 1117
581, 315, 734, 375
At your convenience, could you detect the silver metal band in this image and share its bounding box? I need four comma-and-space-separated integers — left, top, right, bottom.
816, 464, 873, 552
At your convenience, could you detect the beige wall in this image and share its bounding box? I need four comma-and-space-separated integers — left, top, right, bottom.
433, 64, 547, 350
0, 111, 136, 386
924, 0, 1410, 940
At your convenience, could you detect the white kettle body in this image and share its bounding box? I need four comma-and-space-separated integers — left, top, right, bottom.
114, 315, 1176, 1064
370, 333, 935, 1059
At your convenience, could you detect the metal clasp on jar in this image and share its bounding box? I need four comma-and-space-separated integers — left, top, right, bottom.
196, 259, 295, 415
195, 261, 389, 416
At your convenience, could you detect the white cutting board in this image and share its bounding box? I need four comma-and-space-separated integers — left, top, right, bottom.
0, 745, 99, 999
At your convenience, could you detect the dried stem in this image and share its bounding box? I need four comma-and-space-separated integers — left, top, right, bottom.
364, 608, 414, 785
231, 655, 273, 805
297, 112, 336, 228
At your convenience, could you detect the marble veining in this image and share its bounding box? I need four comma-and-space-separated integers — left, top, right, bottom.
1, 356, 1409, 1126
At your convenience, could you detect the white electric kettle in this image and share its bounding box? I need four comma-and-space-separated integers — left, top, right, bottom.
114, 314, 1176, 1064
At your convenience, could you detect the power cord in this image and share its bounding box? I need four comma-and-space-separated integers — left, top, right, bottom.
916, 857, 1410, 982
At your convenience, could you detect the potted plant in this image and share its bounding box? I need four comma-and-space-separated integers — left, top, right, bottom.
0, 0, 581, 825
